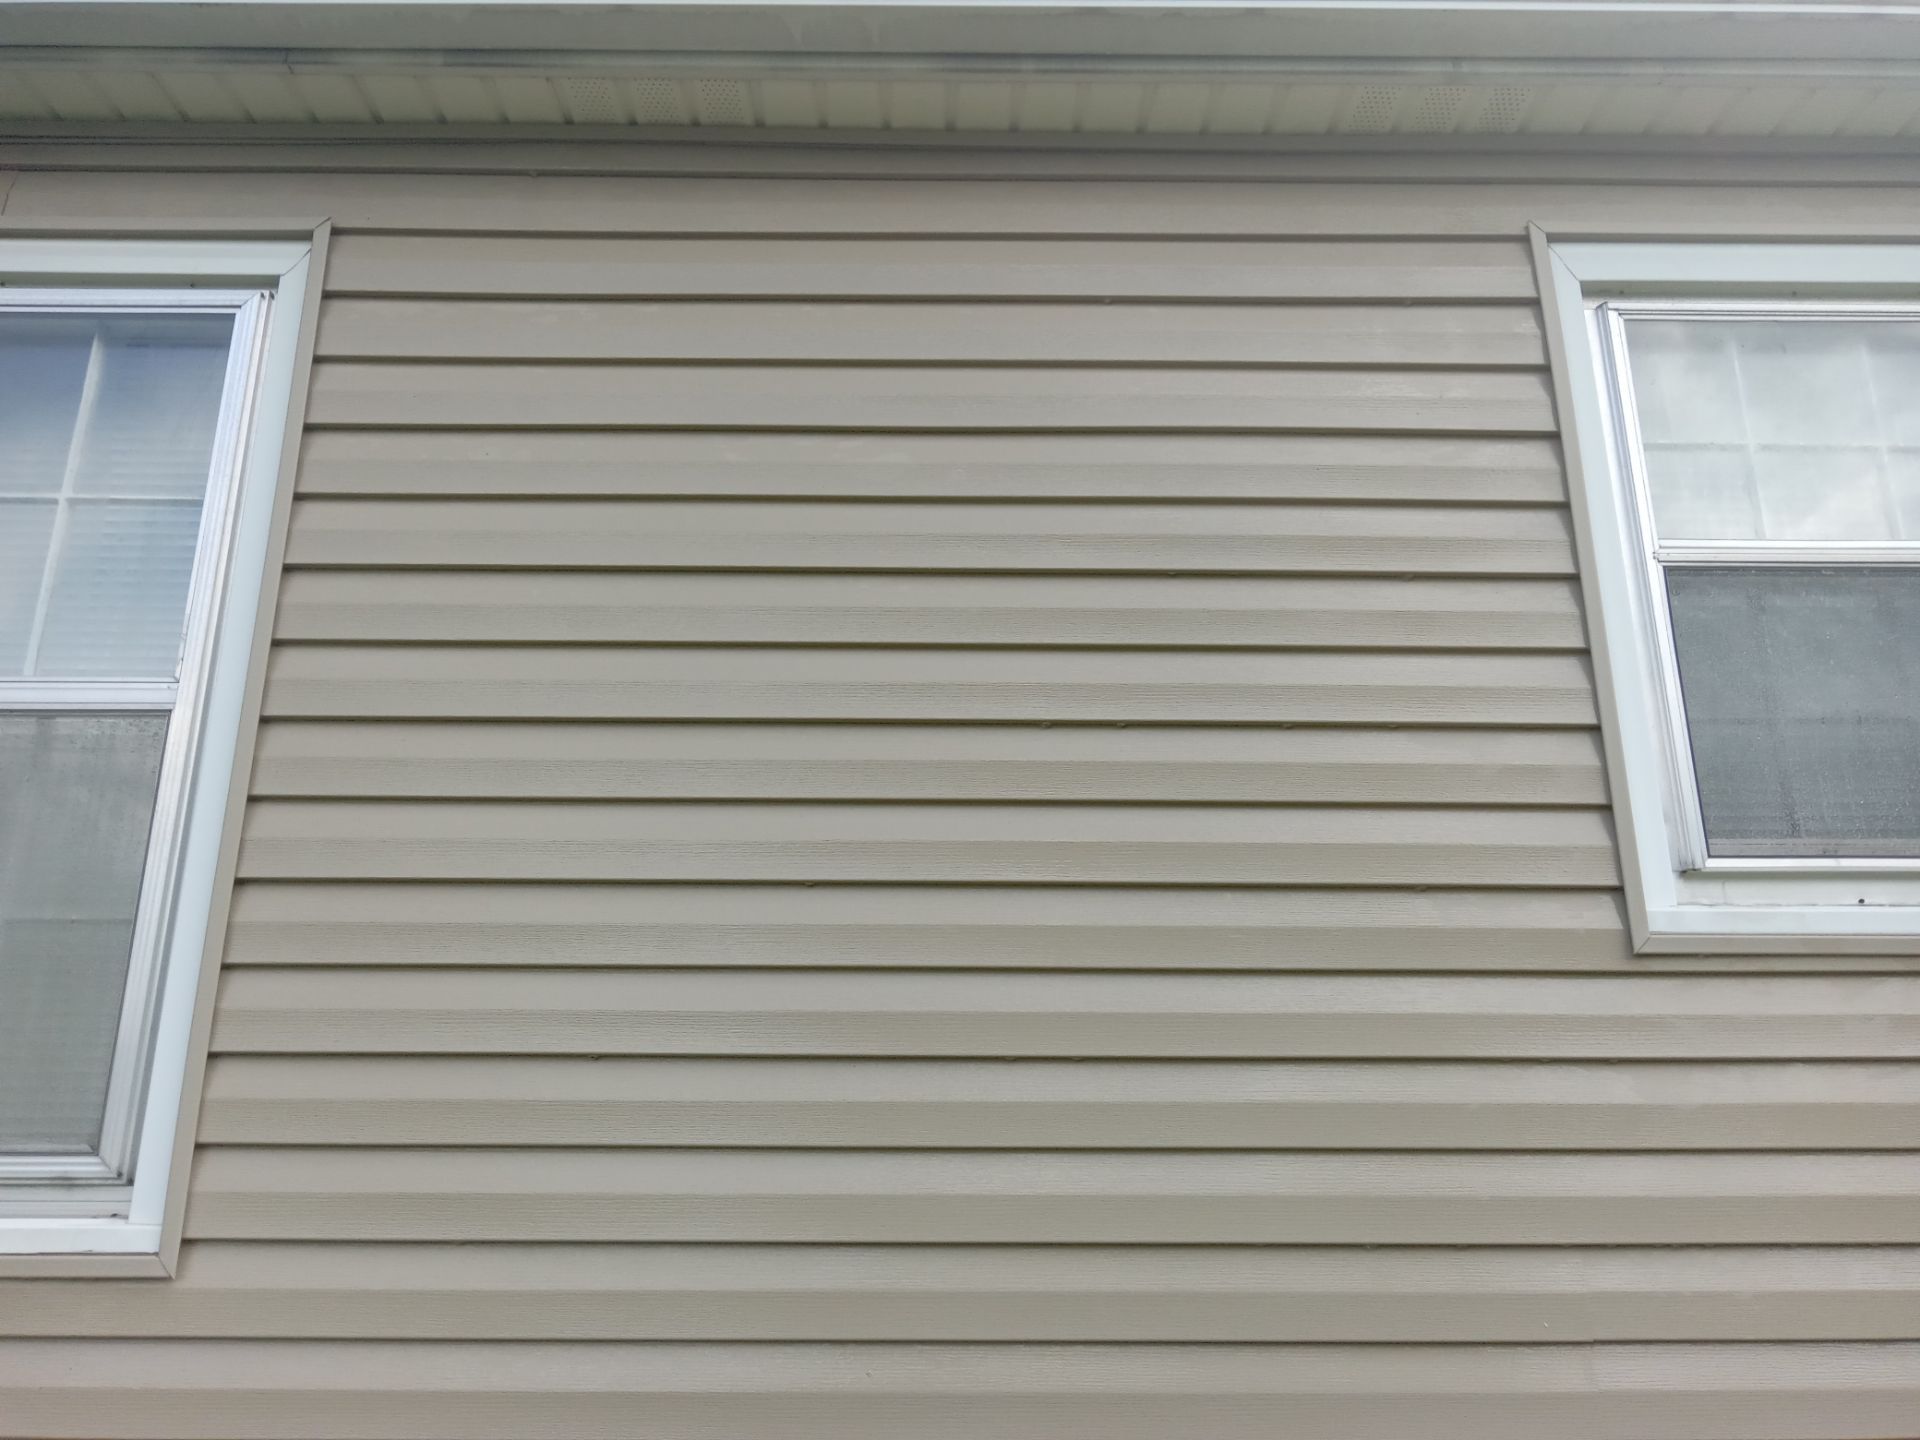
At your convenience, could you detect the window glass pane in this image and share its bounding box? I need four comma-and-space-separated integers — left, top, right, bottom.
0, 307, 236, 679
1750, 446, 1891, 540
1626, 317, 1920, 542
0, 713, 168, 1154
1641, 444, 1759, 539
0, 315, 92, 496
1626, 320, 1749, 447
0, 500, 55, 674
1889, 452, 1920, 537
36, 500, 205, 678
73, 315, 235, 498
1867, 326, 1920, 449
1666, 566, 1920, 857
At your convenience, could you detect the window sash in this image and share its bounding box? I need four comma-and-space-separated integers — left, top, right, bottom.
0, 290, 268, 1189
1600, 299, 1920, 875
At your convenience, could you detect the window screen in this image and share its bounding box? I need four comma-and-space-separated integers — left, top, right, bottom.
0, 305, 238, 1171
1666, 567, 1920, 857
1621, 313, 1920, 862
0, 713, 168, 1152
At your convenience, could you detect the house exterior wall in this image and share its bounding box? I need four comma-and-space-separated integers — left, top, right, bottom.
0, 138, 1918, 1435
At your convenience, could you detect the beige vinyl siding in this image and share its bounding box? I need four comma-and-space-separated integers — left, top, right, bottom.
249, 721, 1607, 801
304, 363, 1556, 431
295, 431, 1572, 500
2, 140, 1919, 1436
270, 575, 1590, 648
10, 1244, 1920, 1342
6, 1341, 1918, 1440
235, 802, 1618, 885
219, 883, 1641, 970
209, 968, 1920, 1058
282, 499, 1575, 571
260, 646, 1597, 724
190, 1057, 1920, 1148
11, 1244, 1920, 1351
314, 299, 1551, 366
175, 1147, 1920, 1245
315, 234, 1541, 299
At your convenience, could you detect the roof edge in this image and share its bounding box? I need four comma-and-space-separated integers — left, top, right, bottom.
8, 1, 1920, 65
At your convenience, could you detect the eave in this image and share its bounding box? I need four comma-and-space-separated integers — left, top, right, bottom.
6, 3, 1920, 141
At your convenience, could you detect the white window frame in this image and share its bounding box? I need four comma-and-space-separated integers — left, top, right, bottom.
1537, 236, 1920, 954
0, 236, 316, 1265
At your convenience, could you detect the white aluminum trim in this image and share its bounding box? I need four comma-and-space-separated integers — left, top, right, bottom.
0, 287, 264, 1191
0, 1154, 118, 1183
120, 246, 313, 1256
1642, 902, 1920, 953
1595, 302, 1714, 873
0, 1219, 162, 1256
0, 241, 309, 283
1698, 856, 1920, 871
0, 682, 177, 708
1655, 546, 1920, 562
94, 292, 270, 1187
1548, 240, 1920, 950
0, 240, 310, 1256
0, 288, 259, 310
1607, 296, 1920, 877
1560, 243, 1920, 291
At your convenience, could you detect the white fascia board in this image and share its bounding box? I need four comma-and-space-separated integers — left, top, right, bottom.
8, 1, 1920, 65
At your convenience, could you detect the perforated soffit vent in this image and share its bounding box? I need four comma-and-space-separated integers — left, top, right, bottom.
12, 62, 1920, 140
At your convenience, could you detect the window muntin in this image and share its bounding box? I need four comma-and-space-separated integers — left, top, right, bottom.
1602, 305, 1920, 872
0, 294, 266, 1187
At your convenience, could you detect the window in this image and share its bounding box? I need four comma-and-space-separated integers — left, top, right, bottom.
0, 239, 314, 1265
1539, 238, 1920, 952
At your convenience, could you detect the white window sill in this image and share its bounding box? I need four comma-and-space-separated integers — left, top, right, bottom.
1642, 904, 1920, 955
0, 1219, 169, 1277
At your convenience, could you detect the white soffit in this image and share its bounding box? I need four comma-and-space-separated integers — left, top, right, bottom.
15, 63, 1920, 139
8, 3, 1920, 138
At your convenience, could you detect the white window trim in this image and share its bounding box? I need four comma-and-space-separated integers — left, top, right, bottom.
1537, 234, 1920, 954
1, 286, 267, 1192
0, 236, 316, 1263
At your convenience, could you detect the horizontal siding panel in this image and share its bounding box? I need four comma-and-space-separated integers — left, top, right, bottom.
284, 500, 1575, 576
304, 363, 1556, 433
321, 235, 1537, 301
211, 968, 1920, 1059
21, 163, 1920, 231
222, 883, 1639, 971
261, 647, 1598, 725
271, 572, 1589, 649
314, 300, 1548, 367
295, 431, 1570, 502
247, 723, 1606, 805
12, 1244, 1920, 1343
184, 1149, 1920, 1243
236, 801, 1618, 887
194, 1057, 1920, 1149
6, 1339, 1919, 1440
